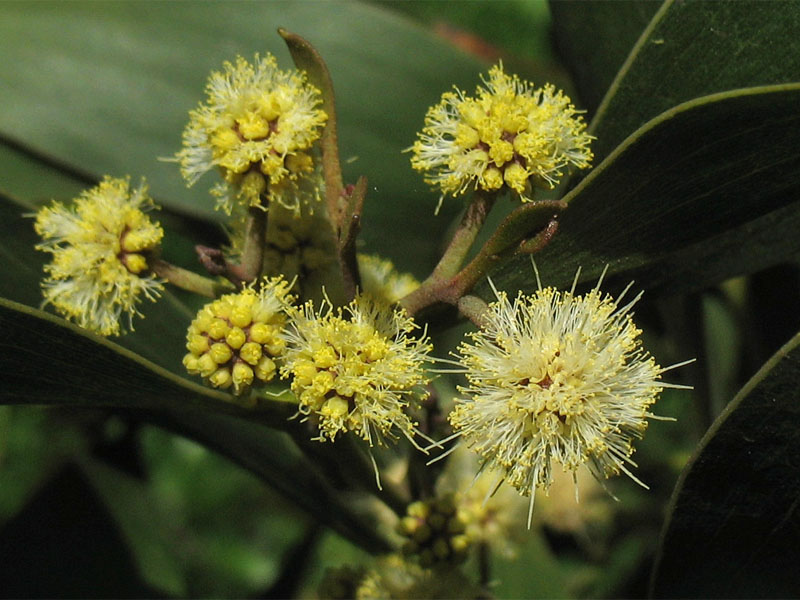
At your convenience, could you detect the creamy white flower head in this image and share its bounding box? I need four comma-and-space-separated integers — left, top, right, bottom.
410, 63, 592, 206
176, 53, 327, 214
448, 269, 687, 524
280, 294, 432, 446
33, 176, 164, 336
357, 254, 420, 305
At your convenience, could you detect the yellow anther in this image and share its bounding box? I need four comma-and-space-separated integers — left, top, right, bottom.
285, 152, 313, 174
256, 94, 281, 122
489, 140, 514, 166
313, 346, 337, 369
321, 396, 349, 419
122, 253, 148, 275
207, 318, 229, 340
210, 128, 240, 156
312, 370, 335, 394
458, 101, 485, 128
503, 162, 529, 194
248, 322, 271, 344
121, 230, 156, 253
237, 111, 270, 140
240, 172, 267, 204
255, 356, 276, 381
259, 154, 285, 178
232, 362, 254, 390
230, 305, 252, 328
209, 367, 232, 389
455, 124, 480, 148
209, 342, 233, 365
225, 327, 246, 350
294, 362, 318, 384
182, 354, 199, 373
399, 516, 419, 536
480, 167, 503, 191
187, 333, 210, 355
239, 341, 263, 366
197, 353, 217, 377
265, 338, 286, 356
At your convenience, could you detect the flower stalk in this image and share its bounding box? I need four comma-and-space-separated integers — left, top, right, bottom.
150, 258, 234, 298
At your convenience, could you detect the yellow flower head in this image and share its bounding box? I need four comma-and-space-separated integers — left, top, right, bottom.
33, 176, 164, 336
449, 274, 673, 522
410, 63, 593, 203
281, 295, 432, 446
183, 277, 295, 395
357, 254, 420, 305
176, 53, 328, 214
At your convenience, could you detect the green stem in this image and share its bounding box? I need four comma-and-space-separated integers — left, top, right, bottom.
399, 200, 565, 317
237, 205, 268, 283
457, 295, 490, 328
430, 190, 496, 282
150, 259, 234, 298
399, 191, 495, 316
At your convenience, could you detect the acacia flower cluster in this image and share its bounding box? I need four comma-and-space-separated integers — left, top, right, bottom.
448, 275, 673, 523
27, 35, 691, 588
33, 176, 164, 336
280, 295, 432, 446
176, 53, 328, 214
410, 63, 593, 204
183, 278, 294, 395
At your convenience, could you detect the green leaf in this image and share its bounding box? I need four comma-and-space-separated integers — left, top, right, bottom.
0, 298, 393, 553
0, 462, 158, 598
81, 457, 187, 597
650, 328, 800, 598
0, 1, 486, 276
585, 0, 800, 165
489, 85, 800, 296
549, 0, 660, 114
0, 295, 271, 417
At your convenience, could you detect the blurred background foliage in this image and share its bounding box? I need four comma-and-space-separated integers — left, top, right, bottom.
0, 1, 799, 598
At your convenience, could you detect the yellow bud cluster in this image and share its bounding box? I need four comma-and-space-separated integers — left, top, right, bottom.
397, 495, 471, 567
183, 278, 293, 395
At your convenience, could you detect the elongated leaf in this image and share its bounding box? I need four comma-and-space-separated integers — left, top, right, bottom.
585, 0, 800, 164
0, 462, 158, 598
0, 1, 485, 276
489, 85, 800, 296
0, 296, 269, 417
81, 458, 187, 597
0, 298, 393, 552
650, 328, 800, 598
549, 0, 660, 114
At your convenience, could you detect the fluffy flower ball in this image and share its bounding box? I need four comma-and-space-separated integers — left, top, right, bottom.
450, 278, 666, 509
33, 176, 164, 336
281, 295, 432, 445
183, 277, 294, 395
176, 53, 327, 214
410, 63, 593, 204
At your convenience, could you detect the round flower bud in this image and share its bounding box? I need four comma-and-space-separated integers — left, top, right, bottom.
183, 277, 294, 395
